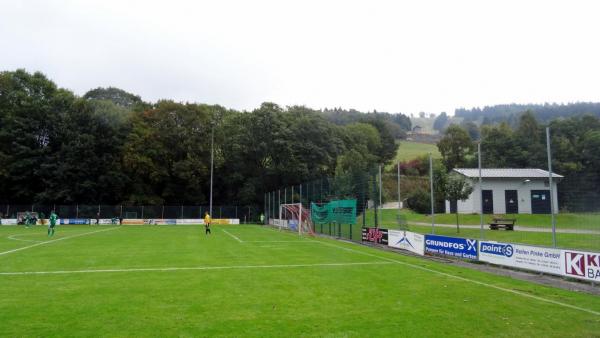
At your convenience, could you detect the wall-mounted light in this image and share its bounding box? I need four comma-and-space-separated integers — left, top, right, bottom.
523, 179, 531, 184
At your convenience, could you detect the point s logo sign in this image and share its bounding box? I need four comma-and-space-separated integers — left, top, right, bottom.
361, 227, 388, 245
564, 251, 600, 281
480, 242, 514, 257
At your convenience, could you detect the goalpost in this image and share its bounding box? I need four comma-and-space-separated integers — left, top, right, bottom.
279, 203, 314, 235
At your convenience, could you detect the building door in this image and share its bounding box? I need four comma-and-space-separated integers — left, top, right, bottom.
531, 190, 551, 214
505, 190, 518, 214
482, 190, 494, 214
450, 200, 457, 213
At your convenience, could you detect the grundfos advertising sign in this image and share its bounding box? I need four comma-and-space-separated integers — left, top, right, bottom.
479, 241, 562, 275
424, 234, 478, 260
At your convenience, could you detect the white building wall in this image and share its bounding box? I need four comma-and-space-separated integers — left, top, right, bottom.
447, 178, 559, 214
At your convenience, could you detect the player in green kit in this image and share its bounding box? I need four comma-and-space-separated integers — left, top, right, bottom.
48, 211, 58, 237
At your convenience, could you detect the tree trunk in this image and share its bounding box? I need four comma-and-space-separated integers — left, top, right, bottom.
455, 211, 459, 233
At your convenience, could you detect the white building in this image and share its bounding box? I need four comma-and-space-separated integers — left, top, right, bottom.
445, 168, 563, 215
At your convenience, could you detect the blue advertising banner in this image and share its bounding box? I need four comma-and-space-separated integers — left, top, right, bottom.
425, 234, 478, 260
60, 219, 91, 225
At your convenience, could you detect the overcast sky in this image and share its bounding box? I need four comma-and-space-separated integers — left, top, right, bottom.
1, 0, 599, 115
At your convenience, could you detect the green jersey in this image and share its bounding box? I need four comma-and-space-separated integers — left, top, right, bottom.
50, 213, 58, 226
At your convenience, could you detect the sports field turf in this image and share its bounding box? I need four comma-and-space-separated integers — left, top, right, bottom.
1, 224, 599, 337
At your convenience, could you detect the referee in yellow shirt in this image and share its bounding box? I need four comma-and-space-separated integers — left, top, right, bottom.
204, 212, 211, 235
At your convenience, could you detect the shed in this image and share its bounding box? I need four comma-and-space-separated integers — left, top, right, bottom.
445, 168, 563, 214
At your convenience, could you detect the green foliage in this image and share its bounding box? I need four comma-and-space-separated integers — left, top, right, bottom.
437, 124, 474, 171
444, 174, 474, 232
433, 112, 449, 131
320, 108, 411, 138
455, 102, 600, 124
406, 189, 431, 214
83, 87, 143, 108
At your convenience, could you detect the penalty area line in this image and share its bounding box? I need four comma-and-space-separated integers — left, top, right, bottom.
7, 234, 44, 243
0, 227, 120, 257
0, 261, 393, 276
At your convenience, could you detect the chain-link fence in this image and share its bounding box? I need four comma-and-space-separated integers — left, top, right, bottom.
0, 205, 260, 223
266, 128, 600, 252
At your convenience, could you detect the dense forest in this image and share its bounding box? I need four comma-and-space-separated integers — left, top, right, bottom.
455, 102, 600, 125
0, 70, 409, 206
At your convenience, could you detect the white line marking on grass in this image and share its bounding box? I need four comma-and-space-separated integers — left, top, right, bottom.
0, 227, 120, 257
0, 261, 393, 276
218, 225, 600, 316
244, 240, 312, 243
312, 240, 600, 316
7, 234, 43, 243
221, 229, 243, 243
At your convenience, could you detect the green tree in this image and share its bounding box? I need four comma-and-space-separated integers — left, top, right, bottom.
437, 124, 474, 171
122, 101, 215, 204
433, 112, 449, 132
0, 70, 74, 203
84, 87, 143, 108
444, 174, 474, 232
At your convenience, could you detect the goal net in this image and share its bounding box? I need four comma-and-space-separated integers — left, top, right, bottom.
279, 203, 314, 235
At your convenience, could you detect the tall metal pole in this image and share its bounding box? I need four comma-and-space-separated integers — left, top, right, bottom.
209, 124, 214, 218
378, 164, 382, 207
299, 184, 303, 235
397, 162, 401, 211
429, 154, 435, 234
478, 142, 484, 239
546, 127, 557, 247
278, 189, 281, 221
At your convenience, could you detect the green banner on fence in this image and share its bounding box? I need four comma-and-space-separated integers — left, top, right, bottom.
311, 200, 357, 224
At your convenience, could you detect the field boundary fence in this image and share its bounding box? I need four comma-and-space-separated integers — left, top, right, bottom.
0, 205, 260, 223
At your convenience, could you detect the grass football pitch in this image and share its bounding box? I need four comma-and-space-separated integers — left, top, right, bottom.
0, 224, 599, 337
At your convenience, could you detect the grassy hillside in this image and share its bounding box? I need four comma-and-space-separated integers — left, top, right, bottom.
387, 141, 441, 169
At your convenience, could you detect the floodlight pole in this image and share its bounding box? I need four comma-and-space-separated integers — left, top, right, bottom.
397, 162, 401, 211
429, 153, 435, 234
478, 142, 484, 239
299, 184, 303, 236
209, 123, 214, 219
546, 127, 557, 247
378, 164, 382, 207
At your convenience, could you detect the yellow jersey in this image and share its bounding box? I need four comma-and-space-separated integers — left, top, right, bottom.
204, 214, 211, 225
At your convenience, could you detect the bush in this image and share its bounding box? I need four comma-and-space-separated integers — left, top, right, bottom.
406, 189, 431, 214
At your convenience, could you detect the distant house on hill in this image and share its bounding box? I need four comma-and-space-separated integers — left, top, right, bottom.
412, 125, 423, 133
445, 168, 562, 214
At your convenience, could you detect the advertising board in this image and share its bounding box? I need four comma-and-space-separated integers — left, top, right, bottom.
425, 234, 478, 260
361, 227, 388, 244
388, 230, 424, 255
122, 219, 144, 225
60, 219, 91, 225
562, 249, 600, 282
479, 241, 562, 275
